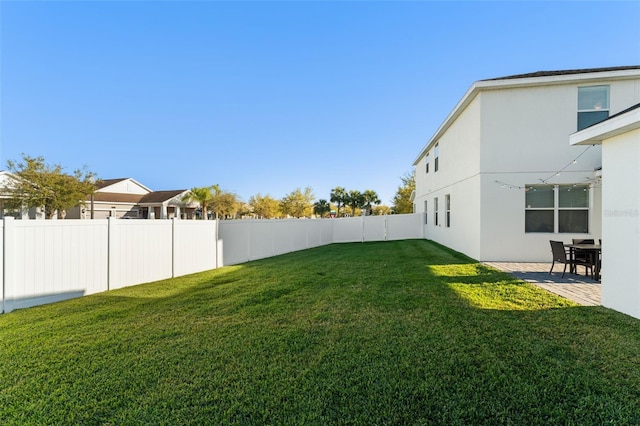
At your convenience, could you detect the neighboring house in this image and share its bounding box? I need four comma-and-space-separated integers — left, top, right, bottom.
570, 103, 640, 319
412, 66, 640, 262
137, 190, 196, 220
0, 171, 45, 219
67, 178, 151, 219
54, 177, 197, 220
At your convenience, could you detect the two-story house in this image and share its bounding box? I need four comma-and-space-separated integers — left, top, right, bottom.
412, 66, 640, 262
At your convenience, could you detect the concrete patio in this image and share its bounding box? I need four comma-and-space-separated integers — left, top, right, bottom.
484, 262, 601, 306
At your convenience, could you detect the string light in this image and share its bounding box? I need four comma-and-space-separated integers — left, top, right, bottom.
539, 145, 594, 184
496, 145, 600, 190
494, 180, 524, 190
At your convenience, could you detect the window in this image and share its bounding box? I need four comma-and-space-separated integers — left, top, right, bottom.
445, 194, 451, 227
578, 86, 609, 131
434, 144, 439, 172
525, 184, 589, 233
525, 185, 554, 233
425, 153, 430, 173
424, 200, 428, 224
559, 185, 589, 233
434, 197, 439, 226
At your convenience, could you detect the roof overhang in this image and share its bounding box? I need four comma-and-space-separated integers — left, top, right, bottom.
413, 67, 640, 165
570, 105, 640, 146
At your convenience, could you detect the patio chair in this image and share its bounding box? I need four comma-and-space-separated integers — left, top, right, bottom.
572, 239, 596, 276
549, 240, 592, 278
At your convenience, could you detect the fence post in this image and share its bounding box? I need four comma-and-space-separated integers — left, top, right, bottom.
171, 218, 176, 278
215, 219, 220, 269
107, 217, 116, 291
1, 217, 13, 314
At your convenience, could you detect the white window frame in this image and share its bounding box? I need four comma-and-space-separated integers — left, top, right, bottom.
424, 200, 428, 224
445, 194, 451, 228
577, 85, 609, 131
434, 197, 439, 226
525, 184, 590, 233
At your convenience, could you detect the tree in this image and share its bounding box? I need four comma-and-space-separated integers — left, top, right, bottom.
3, 154, 96, 219
210, 187, 239, 219
330, 187, 347, 217
361, 189, 381, 215
392, 169, 416, 214
182, 186, 215, 220
345, 190, 365, 216
280, 187, 314, 218
372, 205, 391, 216
249, 194, 281, 219
313, 199, 331, 218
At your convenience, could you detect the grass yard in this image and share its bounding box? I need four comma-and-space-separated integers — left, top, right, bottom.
1, 240, 639, 425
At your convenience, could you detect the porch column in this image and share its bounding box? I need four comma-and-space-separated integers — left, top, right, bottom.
161, 203, 168, 219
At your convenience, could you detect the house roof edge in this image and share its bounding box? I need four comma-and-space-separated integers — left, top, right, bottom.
412, 66, 640, 165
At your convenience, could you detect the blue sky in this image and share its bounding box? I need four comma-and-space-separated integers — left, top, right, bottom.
2, 1, 639, 205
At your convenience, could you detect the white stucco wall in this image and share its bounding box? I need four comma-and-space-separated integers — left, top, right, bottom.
413, 72, 639, 262
600, 128, 640, 318
415, 95, 482, 259
478, 85, 603, 261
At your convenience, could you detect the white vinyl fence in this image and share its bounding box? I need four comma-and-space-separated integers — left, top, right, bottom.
1, 214, 423, 313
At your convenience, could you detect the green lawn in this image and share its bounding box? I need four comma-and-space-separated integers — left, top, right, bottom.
1, 240, 639, 425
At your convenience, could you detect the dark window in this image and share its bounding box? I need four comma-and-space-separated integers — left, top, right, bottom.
525, 185, 554, 233
578, 86, 609, 131
445, 194, 451, 227
525, 184, 590, 233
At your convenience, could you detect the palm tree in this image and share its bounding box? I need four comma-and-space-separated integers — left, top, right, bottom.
330, 187, 347, 217
362, 189, 381, 215
183, 186, 215, 219
346, 190, 365, 217
313, 199, 331, 218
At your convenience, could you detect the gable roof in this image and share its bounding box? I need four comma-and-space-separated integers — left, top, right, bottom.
138, 190, 189, 204
482, 66, 640, 81
95, 178, 128, 190
413, 66, 640, 165
95, 177, 152, 194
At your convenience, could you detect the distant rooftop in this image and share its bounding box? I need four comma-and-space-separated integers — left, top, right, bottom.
483, 66, 640, 81
95, 178, 128, 190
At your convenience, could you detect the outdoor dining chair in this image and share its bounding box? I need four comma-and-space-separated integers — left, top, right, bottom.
549, 240, 592, 278
572, 238, 597, 276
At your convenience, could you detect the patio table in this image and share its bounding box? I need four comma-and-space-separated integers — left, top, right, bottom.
565, 243, 602, 281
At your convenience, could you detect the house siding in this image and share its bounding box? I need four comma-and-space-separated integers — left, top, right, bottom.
414, 69, 640, 262
600, 129, 640, 318
415, 95, 482, 259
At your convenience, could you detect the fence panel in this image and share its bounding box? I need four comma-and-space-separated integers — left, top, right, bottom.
387, 213, 424, 240
173, 220, 218, 276
248, 220, 277, 261
271, 220, 293, 257
218, 220, 251, 265
363, 216, 387, 242
332, 217, 364, 243
108, 219, 173, 290
2, 217, 108, 313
